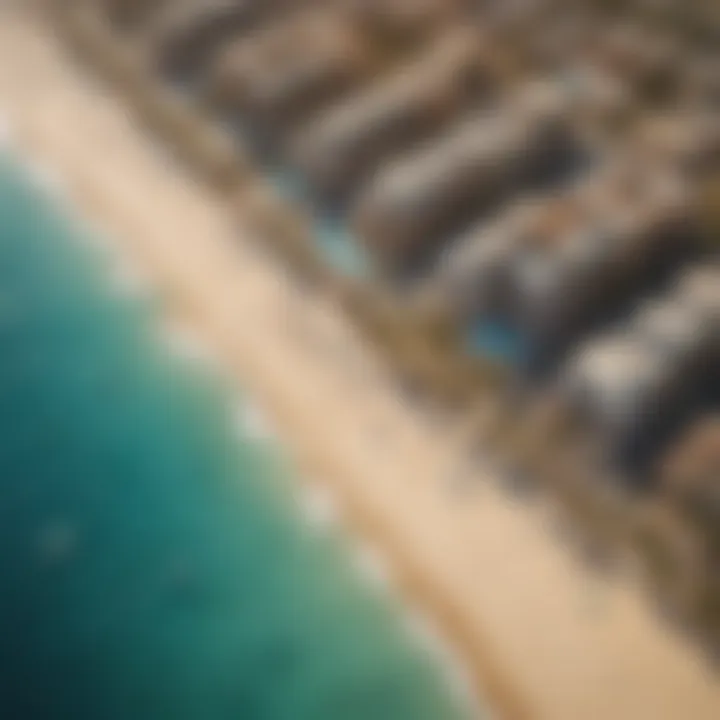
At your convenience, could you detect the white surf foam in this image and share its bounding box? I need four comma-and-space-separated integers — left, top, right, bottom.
300, 482, 341, 532
162, 320, 217, 368
404, 608, 479, 717
234, 400, 275, 443
26, 157, 67, 201
352, 539, 393, 595
109, 254, 152, 301
79, 224, 121, 258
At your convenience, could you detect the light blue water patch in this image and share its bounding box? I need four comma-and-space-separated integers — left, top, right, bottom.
214, 116, 371, 279
0, 153, 473, 720
466, 320, 527, 366
314, 215, 370, 278
270, 167, 370, 278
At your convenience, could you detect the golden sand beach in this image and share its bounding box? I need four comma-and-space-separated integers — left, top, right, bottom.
2, 5, 719, 719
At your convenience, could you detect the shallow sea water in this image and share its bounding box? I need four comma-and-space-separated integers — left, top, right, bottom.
0, 153, 470, 720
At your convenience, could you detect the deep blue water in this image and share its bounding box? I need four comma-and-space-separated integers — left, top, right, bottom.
466, 321, 526, 367
0, 154, 468, 720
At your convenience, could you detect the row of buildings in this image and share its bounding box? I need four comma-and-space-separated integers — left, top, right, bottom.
61, 0, 720, 653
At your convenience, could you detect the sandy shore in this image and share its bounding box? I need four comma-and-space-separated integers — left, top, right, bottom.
2, 8, 720, 720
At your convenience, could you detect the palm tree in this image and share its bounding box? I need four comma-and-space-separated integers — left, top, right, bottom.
634, 501, 710, 626
63, 2, 116, 68
463, 393, 512, 455
347, 284, 400, 344
543, 442, 631, 556
144, 0, 267, 83
238, 184, 328, 285
659, 418, 720, 538
102, 0, 169, 31
335, 284, 446, 400
173, 106, 247, 192
630, 418, 720, 627
61, 2, 156, 112
698, 176, 720, 251
508, 396, 570, 477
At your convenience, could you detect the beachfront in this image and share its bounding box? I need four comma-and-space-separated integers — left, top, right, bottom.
2, 4, 720, 719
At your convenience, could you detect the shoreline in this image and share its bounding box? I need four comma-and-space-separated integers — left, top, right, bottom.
0, 54, 482, 719
3, 8, 720, 719
0, 114, 478, 717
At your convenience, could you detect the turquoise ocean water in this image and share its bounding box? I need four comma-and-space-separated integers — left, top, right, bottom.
0, 153, 470, 720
